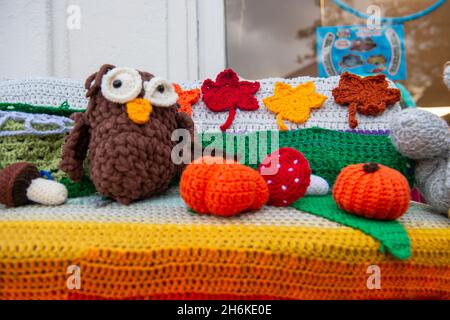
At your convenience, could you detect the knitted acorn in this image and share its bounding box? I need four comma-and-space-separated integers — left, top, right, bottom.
0, 162, 67, 207
258, 148, 311, 206
180, 156, 269, 217
333, 163, 410, 220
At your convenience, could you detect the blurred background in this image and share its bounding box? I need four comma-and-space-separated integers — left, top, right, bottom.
0, 0, 449, 116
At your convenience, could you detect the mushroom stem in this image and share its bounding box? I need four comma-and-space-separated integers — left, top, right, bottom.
26, 178, 68, 206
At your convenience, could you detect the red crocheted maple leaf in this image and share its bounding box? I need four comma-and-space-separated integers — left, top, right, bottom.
332, 72, 401, 129
201, 69, 260, 131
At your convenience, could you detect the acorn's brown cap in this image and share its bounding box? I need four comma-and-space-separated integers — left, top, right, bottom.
0, 162, 40, 207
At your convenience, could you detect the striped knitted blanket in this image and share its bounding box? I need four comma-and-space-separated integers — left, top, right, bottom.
1, 188, 449, 300
0, 77, 449, 300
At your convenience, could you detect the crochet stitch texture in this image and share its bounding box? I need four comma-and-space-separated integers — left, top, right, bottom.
201, 69, 260, 131
180, 157, 269, 216
0, 133, 67, 180
333, 163, 411, 220
0, 162, 40, 207
258, 148, 311, 206
60, 64, 196, 205
174, 84, 200, 116
292, 195, 411, 259
0, 76, 403, 133
201, 127, 414, 186
0, 102, 84, 117
0, 111, 72, 137
390, 108, 450, 214
1, 189, 448, 299
263, 81, 327, 130
1, 75, 448, 300
332, 72, 401, 129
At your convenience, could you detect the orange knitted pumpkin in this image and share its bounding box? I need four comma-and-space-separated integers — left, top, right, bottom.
333, 163, 410, 220
180, 156, 269, 217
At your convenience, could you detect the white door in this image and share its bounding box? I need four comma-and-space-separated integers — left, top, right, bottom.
0, 0, 226, 81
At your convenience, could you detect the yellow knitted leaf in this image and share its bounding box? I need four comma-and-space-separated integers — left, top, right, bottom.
263, 81, 327, 131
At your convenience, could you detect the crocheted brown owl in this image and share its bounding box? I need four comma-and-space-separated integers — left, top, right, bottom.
61, 64, 196, 204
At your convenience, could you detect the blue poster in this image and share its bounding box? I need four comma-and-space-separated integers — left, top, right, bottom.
316, 25, 406, 80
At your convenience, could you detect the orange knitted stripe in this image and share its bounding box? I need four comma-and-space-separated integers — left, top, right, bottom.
68, 292, 287, 300
2, 250, 449, 300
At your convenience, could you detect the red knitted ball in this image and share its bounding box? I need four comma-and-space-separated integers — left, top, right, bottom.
258, 148, 311, 206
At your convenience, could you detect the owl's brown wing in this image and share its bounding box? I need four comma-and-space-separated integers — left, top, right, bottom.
174, 112, 199, 175
60, 112, 91, 182
175, 111, 196, 141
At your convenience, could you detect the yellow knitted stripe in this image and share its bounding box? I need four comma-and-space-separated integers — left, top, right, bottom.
0, 221, 448, 265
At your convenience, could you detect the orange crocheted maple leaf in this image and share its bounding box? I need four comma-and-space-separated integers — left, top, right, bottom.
173, 84, 201, 116
263, 81, 327, 131
332, 72, 401, 129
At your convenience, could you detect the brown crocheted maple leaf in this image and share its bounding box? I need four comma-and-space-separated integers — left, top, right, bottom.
332, 72, 401, 129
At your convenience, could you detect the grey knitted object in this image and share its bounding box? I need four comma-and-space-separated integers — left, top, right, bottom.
444, 62, 450, 89
390, 109, 449, 159
390, 108, 450, 214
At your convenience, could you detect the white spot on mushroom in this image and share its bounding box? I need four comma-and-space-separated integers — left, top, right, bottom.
281, 185, 287, 191
293, 159, 298, 165
288, 168, 293, 172
294, 178, 299, 183
283, 200, 288, 204
267, 180, 272, 184
277, 164, 281, 168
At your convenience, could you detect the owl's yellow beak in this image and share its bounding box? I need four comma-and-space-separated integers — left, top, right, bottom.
126, 98, 153, 125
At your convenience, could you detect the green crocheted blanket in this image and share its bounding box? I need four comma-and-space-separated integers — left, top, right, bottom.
0, 105, 414, 198
201, 127, 414, 186
0, 111, 414, 198
292, 195, 411, 260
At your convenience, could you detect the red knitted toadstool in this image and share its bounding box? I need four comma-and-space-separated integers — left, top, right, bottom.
258, 148, 311, 206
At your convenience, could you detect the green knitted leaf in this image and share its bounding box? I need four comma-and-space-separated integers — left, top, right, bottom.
201, 127, 414, 186
292, 195, 411, 260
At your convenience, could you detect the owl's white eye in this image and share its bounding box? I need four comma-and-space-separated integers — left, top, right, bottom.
144, 77, 178, 107
101, 67, 142, 103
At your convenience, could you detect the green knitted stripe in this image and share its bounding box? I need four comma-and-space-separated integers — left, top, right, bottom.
201, 127, 414, 186
0, 109, 95, 197
0, 132, 96, 197
292, 195, 411, 260
0, 134, 66, 180
0, 102, 84, 117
